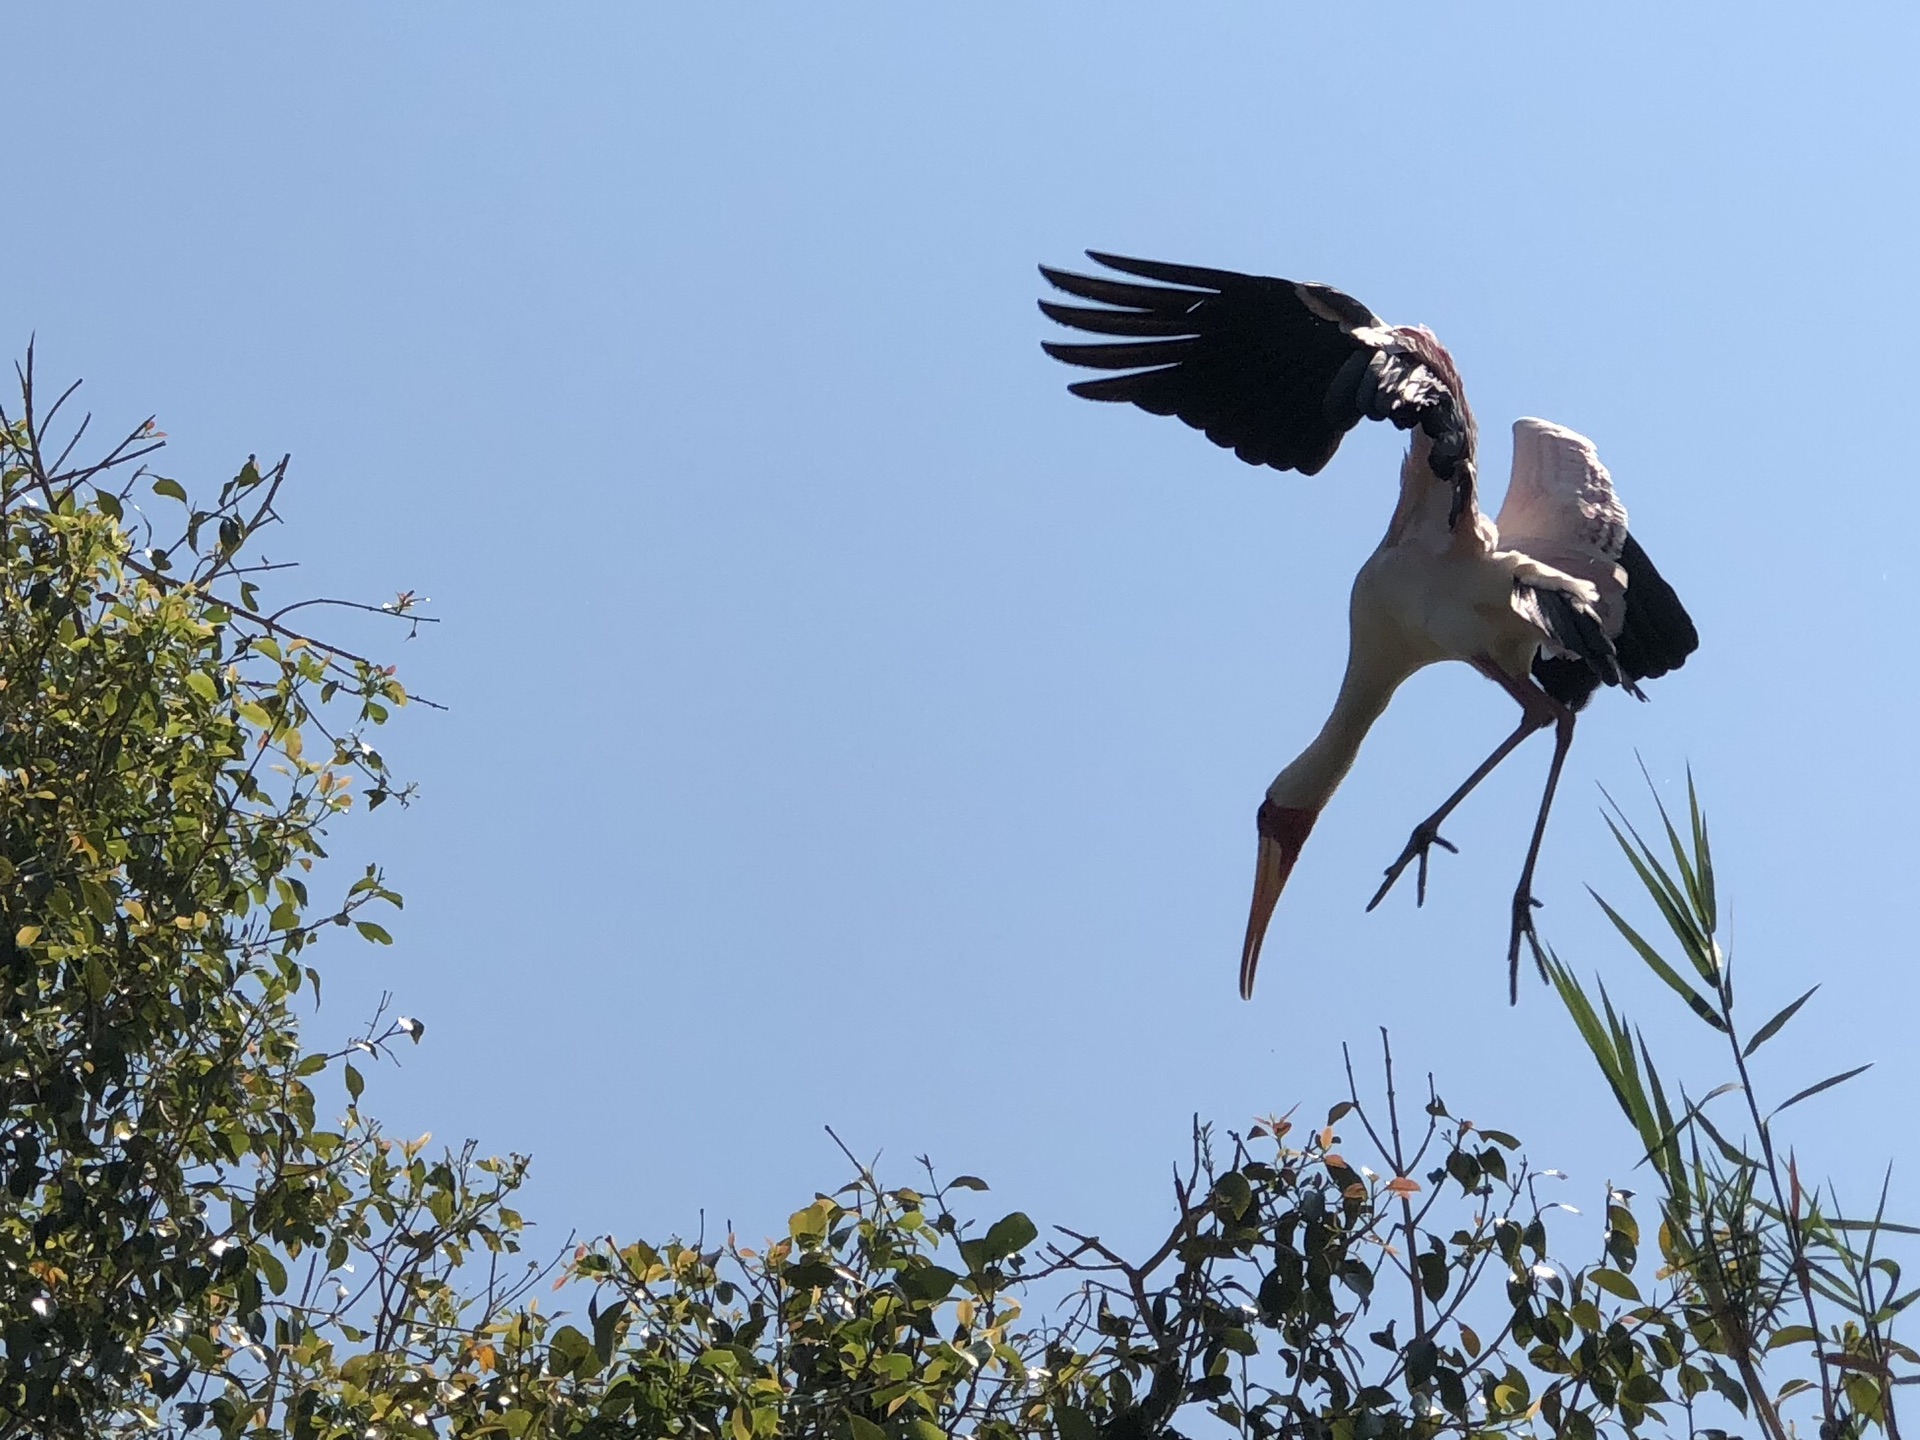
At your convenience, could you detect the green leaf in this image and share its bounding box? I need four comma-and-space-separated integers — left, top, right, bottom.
1766, 1324, 1820, 1351
898, 1264, 960, 1304
592, 1299, 628, 1365
1743, 985, 1819, 1058
1707, 1365, 1750, 1416
151, 477, 188, 504
1685, 769, 1718, 931
1546, 959, 1664, 1166
1772, 1064, 1872, 1117
1587, 889, 1724, 1031
185, 671, 219, 704
981, 1211, 1037, 1262
1879, 1285, 1920, 1319
1823, 1217, 1920, 1237
354, 921, 393, 945
1599, 798, 1722, 988
1689, 1101, 1759, 1170
344, 1063, 363, 1102
1587, 1267, 1641, 1301
788, 1199, 834, 1242
547, 1323, 598, 1377
946, 1174, 989, 1191
784, 1259, 838, 1290
1212, 1171, 1253, 1219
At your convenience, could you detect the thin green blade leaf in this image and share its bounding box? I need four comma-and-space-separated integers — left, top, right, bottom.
1690, 1100, 1759, 1171
1823, 1219, 1920, 1238
1588, 888, 1726, 1032
1548, 959, 1649, 1135
1639, 768, 1710, 929
1771, 1064, 1873, 1118
1639, 1032, 1687, 1185
1601, 811, 1720, 988
1686, 767, 1718, 931
1744, 985, 1820, 1059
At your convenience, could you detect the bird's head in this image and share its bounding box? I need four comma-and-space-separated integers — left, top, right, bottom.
1239, 799, 1319, 999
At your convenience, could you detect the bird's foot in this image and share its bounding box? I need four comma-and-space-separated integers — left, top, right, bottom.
1366, 821, 1459, 912
1506, 890, 1548, 1004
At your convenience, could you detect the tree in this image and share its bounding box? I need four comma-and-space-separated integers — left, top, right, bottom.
0, 351, 549, 1437
1, 351, 1910, 1439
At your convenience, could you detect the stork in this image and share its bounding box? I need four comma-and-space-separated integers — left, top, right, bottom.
1038, 253, 1699, 1002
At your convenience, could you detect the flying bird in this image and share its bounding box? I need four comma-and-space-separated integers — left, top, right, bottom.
1038, 252, 1698, 1002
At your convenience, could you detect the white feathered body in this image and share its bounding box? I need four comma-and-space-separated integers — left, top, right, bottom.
1352, 418, 1625, 678
1272, 418, 1631, 811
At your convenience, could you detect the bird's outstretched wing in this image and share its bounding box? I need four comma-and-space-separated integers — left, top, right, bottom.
1497, 419, 1629, 629
1498, 418, 1699, 710
1039, 252, 1472, 480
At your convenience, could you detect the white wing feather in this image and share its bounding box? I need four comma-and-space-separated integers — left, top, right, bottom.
1495, 418, 1629, 634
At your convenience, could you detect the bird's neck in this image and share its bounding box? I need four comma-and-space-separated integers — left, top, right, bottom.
1388, 434, 1488, 552
1267, 654, 1401, 812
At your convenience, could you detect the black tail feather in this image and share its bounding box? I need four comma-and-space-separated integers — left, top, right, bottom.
1529, 530, 1698, 710
1614, 533, 1699, 683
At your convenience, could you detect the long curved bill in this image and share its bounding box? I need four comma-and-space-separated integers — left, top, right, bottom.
1239, 801, 1319, 1000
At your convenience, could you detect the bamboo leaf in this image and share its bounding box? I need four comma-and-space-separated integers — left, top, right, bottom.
1589, 888, 1725, 1031
1639, 1033, 1686, 1185
1879, 1285, 1920, 1318
1548, 960, 1660, 1158
1642, 771, 1710, 931
1863, 1168, 1895, 1271
1602, 803, 1721, 987
1822, 1219, 1920, 1238
1689, 1095, 1758, 1172
1743, 985, 1819, 1059
1771, 1065, 1873, 1118
1548, 960, 1639, 1123
1686, 768, 1718, 932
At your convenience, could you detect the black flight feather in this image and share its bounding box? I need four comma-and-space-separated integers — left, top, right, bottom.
1613, 533, 1699, 682
1039, 252, 1455, 482
1529, 531, 1699, 711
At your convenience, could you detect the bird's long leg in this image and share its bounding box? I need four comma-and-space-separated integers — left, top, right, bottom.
1505, 699, 1576, 1003
1366, 658, 1563, 912
1365, 712, 1549, 912
1459, 663, 1579, 1002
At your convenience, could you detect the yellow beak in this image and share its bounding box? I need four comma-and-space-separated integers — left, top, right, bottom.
1239, 801, 1318, 1000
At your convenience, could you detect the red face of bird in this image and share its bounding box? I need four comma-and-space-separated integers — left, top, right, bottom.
1238, 800, 1319, 1000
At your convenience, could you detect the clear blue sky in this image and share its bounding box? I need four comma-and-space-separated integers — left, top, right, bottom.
8, 6, 1917, 1265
